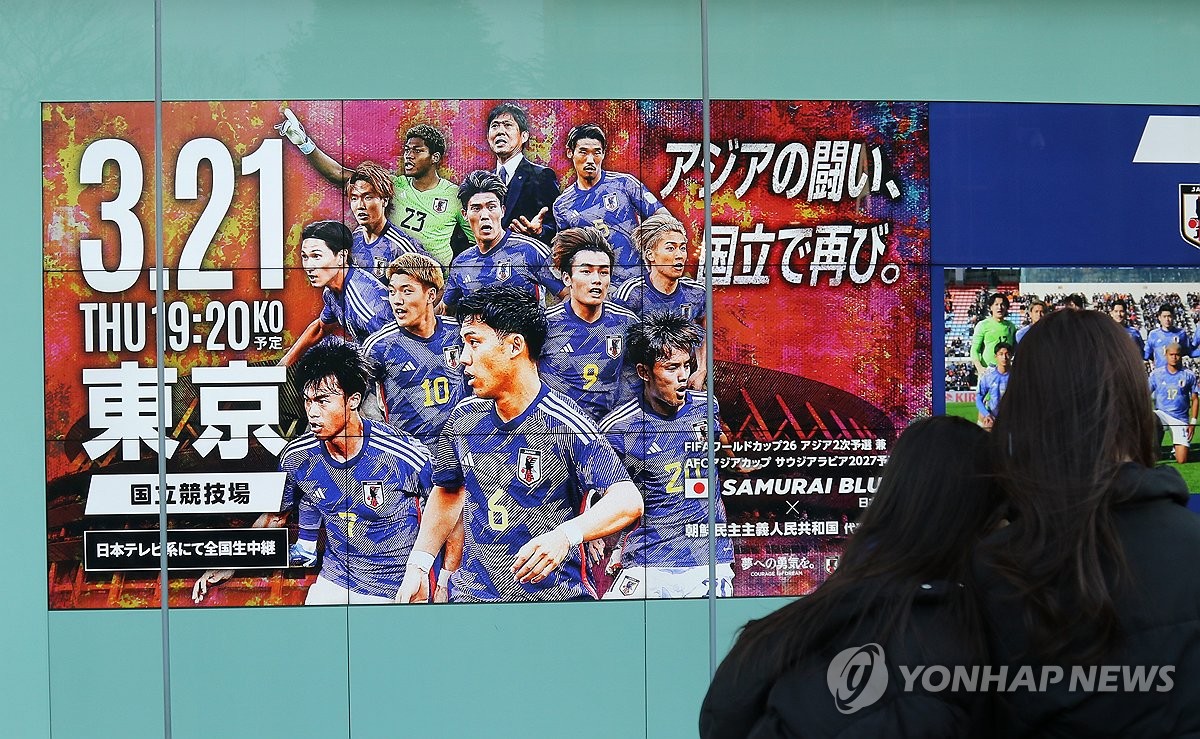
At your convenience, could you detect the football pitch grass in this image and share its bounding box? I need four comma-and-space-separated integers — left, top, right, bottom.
944, 401, 1200, 493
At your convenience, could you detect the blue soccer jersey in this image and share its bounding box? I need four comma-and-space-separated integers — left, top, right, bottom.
1145, 326, 1189, 367
442, 232, 566, 314
280, 420, 432, 599
1123, 325, 1146, 355
975, 367, 1010, 417
612, 276, 707, 323
1015, 324, 1032, 343
352, 222, 428, 284
362, 316, 465, 450
318, 266, 394, 343
433, 386, 631, 602
599, 391, 733, 569
552, 171, 664, 287
1150, 366, 1198, 420
539, 301, 639, 422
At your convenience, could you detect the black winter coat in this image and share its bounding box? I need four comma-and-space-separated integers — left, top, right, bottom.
974, 463, 1200, 738
700, 581, 992, 738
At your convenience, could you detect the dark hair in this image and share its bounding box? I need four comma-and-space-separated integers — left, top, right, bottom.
458, 169, 507, 208
404, 124, 447, 157
1111, 298, 1128, 311
1158, 303, 1175, 317
986, 308, 1157, 662
731, 416, 997, 680
487, 102, 530, 134
626, 310, 703, 370
1064, 294, 1085, 309
993, 341, 1014, 355
300, 220, 352, 255
566, 123, 606, 152
988, 292, 1009, 309
457, 284, 547, 358
552, 226, 614, 275
294, 336, 376, 400
345, 161, 395, 218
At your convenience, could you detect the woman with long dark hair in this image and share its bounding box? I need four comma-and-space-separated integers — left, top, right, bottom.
975, 307, 1200, 736
700, 416, 1000, 738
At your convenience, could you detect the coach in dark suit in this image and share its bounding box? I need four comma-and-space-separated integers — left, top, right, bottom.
487, 102, 559, 246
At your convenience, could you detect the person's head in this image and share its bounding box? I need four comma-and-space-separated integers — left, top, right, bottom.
486, 102, 530, 161
993, 342, 1013, 373
626, 311, 703, 412
987, 292, 1009, 320
1109, 299, 1128, 325
1028, 300, 1046, 325
566, 123, 606, 187
553, 227, 614, 309
385, 253, 444, 330
345, 161, 394, 227
1166, 341, 1184, 370
456, 285, 546, 399
988, 308, 1157, 661
1158, 304, 1175, 330
294, 337, 375, 440
299, 220, 352, 289
458, 170, 508, 249
1063, 294, 1085, 310
732, 415, 997, 677
401, 124, 446, 179
633, 212, 688, 282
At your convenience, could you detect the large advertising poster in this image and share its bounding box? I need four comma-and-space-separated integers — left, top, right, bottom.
43, 99, 930, 608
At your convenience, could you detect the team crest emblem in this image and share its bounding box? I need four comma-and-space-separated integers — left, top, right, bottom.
618, 573, 641, 596
1181, 185, 1200, 248
443, 345, 460, 369
517, 448, 543, 486
363, 481, 384, 509
496, 261, 512, 281
680, 303, 693, 319
605, 334, 622, 358
825, 556, 840, 574
432, 197, 448, 214
603, 193, 619, 212
691, 420, 708, 441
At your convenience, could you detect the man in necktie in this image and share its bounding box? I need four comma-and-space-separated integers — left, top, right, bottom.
486, 102, 560, 245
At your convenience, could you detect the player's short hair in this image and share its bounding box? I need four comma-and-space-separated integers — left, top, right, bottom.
295, 337, 376, 400
487, 102, 530, 135
345, 161, 395, 218
1111, 299, 1128, 311
987, 292, 1009, 309
1029, 299, 1047, 312
1158, 303, 1175, 317
633, 212, 687, 254
552, 226, 614, 275
300, 220, 352, 255
457, 284, 547, 358
566, 123, 606, 152
385, 252, 445, 292
1064, 294, 1085, 309
626, 310, 704, 370
994, 341, 1014, 355
458, 169, 508, 207
404, 124, 447, 157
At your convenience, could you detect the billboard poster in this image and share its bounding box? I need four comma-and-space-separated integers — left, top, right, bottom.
43, 99, 930, 608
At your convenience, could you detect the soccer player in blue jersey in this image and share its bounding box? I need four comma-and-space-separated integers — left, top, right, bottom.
442, 170, 567, 314
346, 162, 429, 283
1109, 299, 1145, 355
192, 338, 432, 605
1145, 304, 1190, 368
395, 285, 643, 603
614, 212, 708, 389
486, 102, 559, 245
552, 123, 666, 288
599, 311, 734, 599
363, 253, 465, 450
975, 341, 1011, 430
280, 220, 394, 367
1150, 342, 1199, 464
539, 226, 639, 422
1014, 300, 1045, 344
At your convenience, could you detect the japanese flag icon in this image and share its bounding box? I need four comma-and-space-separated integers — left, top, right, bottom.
684, 477, 709, 499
